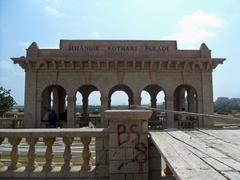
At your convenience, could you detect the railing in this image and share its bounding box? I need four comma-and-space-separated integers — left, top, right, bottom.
148, 112, 167, 129
0, 128, 108, 178
132, 105, 240, 128
0, 118, 23, 128
75, 115, 101, 127
39, 115, 101, 128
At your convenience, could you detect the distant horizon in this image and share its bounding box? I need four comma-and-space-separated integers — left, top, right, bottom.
12, 96, 240, 107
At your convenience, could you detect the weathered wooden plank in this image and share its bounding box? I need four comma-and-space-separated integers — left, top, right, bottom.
214, 123, 240, 127
184, 129, 240, 163
198, 129, 240, 145
150, 131, 226, 180
150, 132, 196, 180
168, 130, 240, 171
184, 145, 234, 172
222, 171, 240, 180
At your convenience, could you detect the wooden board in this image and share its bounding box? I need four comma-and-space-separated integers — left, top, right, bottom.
150, 129, 240, 180
150, 131, 226, 180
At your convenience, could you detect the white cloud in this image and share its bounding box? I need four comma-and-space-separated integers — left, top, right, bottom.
180, 10, 223, 31
89, 32, 101, 39
45, 6, 61, 17
168, 10, 224, 48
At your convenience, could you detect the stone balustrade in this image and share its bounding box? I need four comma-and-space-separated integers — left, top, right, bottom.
0, 128, 109, 179
0, 110, 161, 180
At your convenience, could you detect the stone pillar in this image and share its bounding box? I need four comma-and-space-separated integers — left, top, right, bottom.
82, 94, 89, 116
52, 87, 60, 115
24, 72, 37, 128
106, 110, 152, 180
179, 88, 186, 111
150, 96, 157, 121
133, 92, 141, 106
100, 95, 109, 127
166, 95, 174, 128
188, 88, 196, 112
59, 89, 66, 114
41, 89, 50, 120
67, 96, 76, 128
197, 96, 204, 127
36, 98, 42, 127
128, 95, 134, 109
201, 72, 214, 127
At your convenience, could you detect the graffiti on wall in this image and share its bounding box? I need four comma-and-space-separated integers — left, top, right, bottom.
117, 123, 147, 172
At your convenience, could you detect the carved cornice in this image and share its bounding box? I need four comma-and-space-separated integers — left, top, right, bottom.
11, 57, 224, 72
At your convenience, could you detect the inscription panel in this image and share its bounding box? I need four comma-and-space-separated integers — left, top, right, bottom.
60, 40, 177, 57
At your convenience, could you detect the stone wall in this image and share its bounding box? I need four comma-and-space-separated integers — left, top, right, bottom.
106, 110, 152, 180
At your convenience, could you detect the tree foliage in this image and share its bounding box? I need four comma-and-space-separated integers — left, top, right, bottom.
0, 86, 16, 116
214, 97, 240, 115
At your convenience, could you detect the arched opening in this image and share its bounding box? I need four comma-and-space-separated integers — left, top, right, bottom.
111, 91, 129, 109
141, 91, 151, 106
174, 84, 198, 113
141, 85, 166, 109
41, 85, 67, 125
75, 85, 101, 127
141, 84, 166, 121
76, 91, 83, 116
157, 91, 166, 109
108, 84, 134, 109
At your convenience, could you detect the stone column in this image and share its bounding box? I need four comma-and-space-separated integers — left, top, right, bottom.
41, 89, 50, 120
82, 94, 89, 117
128, 95, 134, 109
100, 95, 109, 127
166, 95, 174, 128
105, 110, 152, 180
59, 89, 66, 114
201, 72, 214, 127
150, 95, 157, 121
24, 72, 37, 128
133, 91, 142, 106
36, 98, 43, 127
178, 88, 186, 111
188, 88, 196, 112
197, 96, 204, 127
52, 87, 60, 115
67, 96, 76, 128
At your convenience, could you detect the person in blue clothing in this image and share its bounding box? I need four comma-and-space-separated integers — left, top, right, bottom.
48, 110, 57, 128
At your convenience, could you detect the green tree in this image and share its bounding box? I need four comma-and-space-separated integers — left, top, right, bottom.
0, 87, 16, 116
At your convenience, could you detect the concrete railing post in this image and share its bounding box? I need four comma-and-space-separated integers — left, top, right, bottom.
105, 110, 152, 180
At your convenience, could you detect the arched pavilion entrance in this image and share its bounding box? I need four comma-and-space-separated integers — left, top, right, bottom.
174, 84, 198, 113
12, 40, 224, 128
41, 85, 67, 123
75, 85, 101, 127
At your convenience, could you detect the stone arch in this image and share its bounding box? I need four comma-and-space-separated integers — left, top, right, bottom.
141, 84, 166, 108
141, 84, 166, 120
41, 85, 67, 122
174, 84, 198, 112
108, 84, 134, 109
75, 84, 101, 115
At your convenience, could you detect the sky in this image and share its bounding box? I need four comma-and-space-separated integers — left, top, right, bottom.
0, 0, 240, 105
